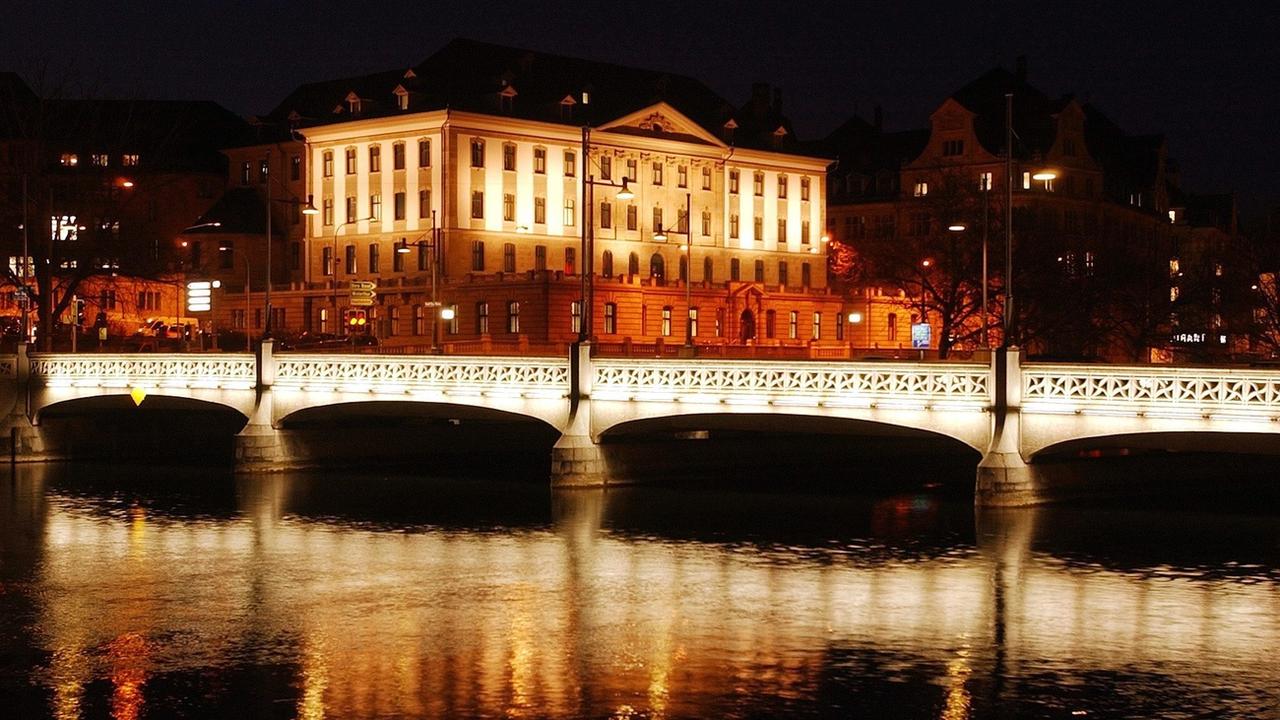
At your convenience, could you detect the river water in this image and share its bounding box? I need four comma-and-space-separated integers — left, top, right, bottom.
0, 464, 1276, 719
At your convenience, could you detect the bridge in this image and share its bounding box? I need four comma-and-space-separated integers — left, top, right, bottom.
4, 344, 1280, 505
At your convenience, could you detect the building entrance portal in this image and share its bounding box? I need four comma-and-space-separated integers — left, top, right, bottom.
740, 309, 756, 343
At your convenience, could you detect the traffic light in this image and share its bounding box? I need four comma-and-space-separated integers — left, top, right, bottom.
344, 308, 368, 332
74, 298, 85, 325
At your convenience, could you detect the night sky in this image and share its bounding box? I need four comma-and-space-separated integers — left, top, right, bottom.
4, 1, 1277, 221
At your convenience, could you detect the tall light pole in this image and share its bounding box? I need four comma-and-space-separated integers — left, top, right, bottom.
580, 167, 635, 344
218, 241, 252, 351
654, 192, 695, 354
395, 210, 444, 352
330, 214, 375, 333
1004, 92, 1014, 348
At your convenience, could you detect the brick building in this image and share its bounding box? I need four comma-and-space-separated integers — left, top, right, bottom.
191, 39, 844, 352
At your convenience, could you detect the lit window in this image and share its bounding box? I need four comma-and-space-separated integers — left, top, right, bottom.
979, 172, 992, 191
476, 302, 489, 334
1169, 258, 1180, 276
729, 169, 739, 194
1168, 210, 1177, 223
702, 166, 712, 190
604, 303, 617, 334
534, 197, 546, 224
534, 148, 546, 174
778, 174, 788, 198
564, 199, 575, 226
801, 177, 810, 201
661, 307, 672, 336
60, 153, 78, 167
1170, 286, 1180, 302
345, 147, 356, 174
652, 162, 663, 186
121, 154, 139, 166
564, 150, 575, 176
503, 193, 515, 222
369, 194, 381, 220
507, 301, 520, 333
790, 310, 801, 339
369, 145, 381, 173
470, 139, 485, 168
571, 301, 582, 333
812, 312, 822, 339
913, 181, 928, 197
50, 215, 78, 241
503, 143, 516, 171
753, 171, 764, 196
1023, 172, 1031, 190
678, 165, 687, 187
323, 151, 333, 177
91, 153, 108, 167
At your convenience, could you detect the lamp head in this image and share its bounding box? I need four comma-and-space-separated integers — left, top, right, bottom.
653, 224, 668, 242
615, 178, 635, 201
947, 223, 966, 233
302, 195, 320, 216
1032, 169, 1058, 181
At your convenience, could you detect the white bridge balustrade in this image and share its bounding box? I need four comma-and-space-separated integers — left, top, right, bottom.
7, 344, 1280, 505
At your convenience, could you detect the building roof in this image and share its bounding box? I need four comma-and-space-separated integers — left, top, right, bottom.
254, 38, 814, 154
184, 187, 274, 235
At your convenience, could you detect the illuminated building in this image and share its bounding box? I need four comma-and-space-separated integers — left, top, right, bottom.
211, 39, 842, 349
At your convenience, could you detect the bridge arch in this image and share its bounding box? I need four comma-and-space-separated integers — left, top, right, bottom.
1029, 429, 1280, 461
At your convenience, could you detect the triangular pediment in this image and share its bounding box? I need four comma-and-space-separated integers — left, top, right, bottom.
597, 102, 726, 148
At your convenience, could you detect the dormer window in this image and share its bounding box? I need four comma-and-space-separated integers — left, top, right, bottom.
345, 91, 362, 114
394, 86, 410, 111
559, 95, 576, 121
942, 139, 964, 156
499, 85, 517, 114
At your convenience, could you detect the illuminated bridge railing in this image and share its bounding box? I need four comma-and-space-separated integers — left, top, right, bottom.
274, 354, 570, 398
1023, 364, 1280, 420
592, 360, 990, 410
30, 354, 257, 390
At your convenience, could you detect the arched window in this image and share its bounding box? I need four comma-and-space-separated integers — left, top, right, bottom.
628, 252, 640, 276
602, 250, 614, 278
679, 256, 688, 282
650, 253, 666, 285
887, 313, 898, 341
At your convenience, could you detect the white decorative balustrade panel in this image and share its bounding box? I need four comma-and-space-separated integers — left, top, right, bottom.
30, 354, 257, 389
593, 360, 989, 408
1023, 365, 1280, 419
275, 354, 570, 397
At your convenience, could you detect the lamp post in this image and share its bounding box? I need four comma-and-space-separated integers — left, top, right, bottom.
218, 241, 252, 351
330, 214, 376, 334
579, 171, 635, 344
653, 192, 696, 355
263, 150, 318, 338
395, 210, 445, 352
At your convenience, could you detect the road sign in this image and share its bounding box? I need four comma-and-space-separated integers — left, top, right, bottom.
911, 322, 932, 349
350, 280, 377, 306
350, 293, 375, 307
350, 281, 377, 291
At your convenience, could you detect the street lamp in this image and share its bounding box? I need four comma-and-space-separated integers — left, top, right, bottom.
1003, 91, 1058, 348
394, 210, 445, 352
652, 192, 696, 355
947, 221, 989, 349
263, 147, 319, 338
217, 241, 252, 351
579, 169, 636, 344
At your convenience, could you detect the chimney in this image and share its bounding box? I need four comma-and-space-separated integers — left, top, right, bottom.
1015, 55, 1028, 82
772, 87, 783, 114
873, 105, 883, 130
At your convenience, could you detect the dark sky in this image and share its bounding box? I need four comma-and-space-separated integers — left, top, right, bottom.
5, 0, 1278, 221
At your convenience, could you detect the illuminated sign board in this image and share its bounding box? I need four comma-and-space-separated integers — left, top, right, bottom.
911, 322, 932, 349
186, 280, 221, 313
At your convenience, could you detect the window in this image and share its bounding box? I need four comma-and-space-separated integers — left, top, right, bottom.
346, 196, 357, 223
472, 241, 485, 271
677, 208, 688, 234
729, 169, 740, 194
626, 159, 637, 181
778, 174, 788, 198
368, 243, 380, 273
345, 244, 356, 273
679, 256, 688, 282
503, 243, 516, 272
535, 245, 547, 271
392, 143, 405, 170
801, 221, 811, 244
91, 153, 108, 167
812, 312, 822, 339
1169, 258, 1180, 276
754, 259, 765, 282
604, 303, 617, 334
418, 243, 430, 271
345, 147, 356, 174
600, 156, 612, 180
471, 139, 485, 167
569, 300, 582, 334
730, 258, 740, 281
323, 198, 334, 226
788, 310, 799, 339
628, 252, 640, 276
753, 171, 764, 196
471, 191, 484, 219
701, 209, 711, 236
730, 214, 739, 238
1170, 286, 1180, 302
323, 151, 333, 177
754, 216, 763, 240
652, 162, 663, 185
564, 199, 575, 226
703, 256, 713, 283
388, 305, 400, 336
393, 241, 404, 272
678, 165, 687, 187
702, 166, 712, 190
652, 207, 663, 235
600, 201, 612, 229
534, 197, 546, 224
412, 305, 426, 335
689, 308, 699, 337
447, 305, 459, 334
887, 313, 898, 341
507, 301, 520, 333
778, 219, 787, 242
836, 314, 845, 341
661, 307, 672, 336
476, 302, 489, 334
502, 193, 515, 222
418, 139, 431, 167
765, 310, 776, 339
503, 143, 516, 171
778, 261, 789, 287
291, 242, 301, 271
534, 148, 546, 174
913, 181, 928, 197
564, 150, 575, 176
258, 159, 269, 184
394, 192, 406, 221
602, 250, 613, 277
369, 193, 381, 220
942, 139, 964, 156
58, 153, 77, 167
801, 177, 810, 201
122, 153, 139, 167
626, 205, 638, 231
565, 247, 576, 274
240, 161, 251, 185
1023, 172, 1031, 190
801, 263, 811, 288
650, 253, 665, 283
419, 189, 431, 219
369, 145, 381, 173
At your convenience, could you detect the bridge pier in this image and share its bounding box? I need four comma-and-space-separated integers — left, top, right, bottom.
976, 349, 1045, 506
551, 342, 610, 487
233, 340, 294, 473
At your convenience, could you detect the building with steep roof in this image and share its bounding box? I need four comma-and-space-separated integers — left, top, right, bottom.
203, 39, 842, 350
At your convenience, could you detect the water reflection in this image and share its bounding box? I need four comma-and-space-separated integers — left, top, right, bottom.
1, 464, 1276, 718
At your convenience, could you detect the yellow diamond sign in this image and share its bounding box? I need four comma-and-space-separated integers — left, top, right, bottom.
130, 387, 147, 406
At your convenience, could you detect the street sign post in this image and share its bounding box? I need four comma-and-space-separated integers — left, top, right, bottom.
350, 281, 377, 307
